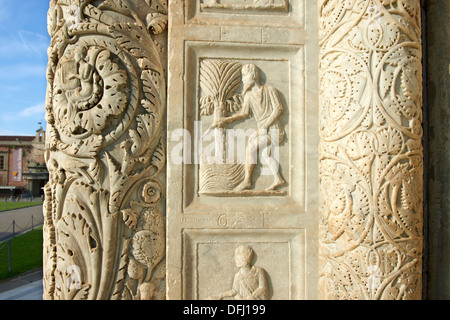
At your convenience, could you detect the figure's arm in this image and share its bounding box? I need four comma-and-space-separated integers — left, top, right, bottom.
214, 288, 237, 300
208, 274, 239, 300
251, 268, 269, 300
211, 99, 250, 128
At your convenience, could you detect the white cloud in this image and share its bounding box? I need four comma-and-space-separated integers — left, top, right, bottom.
0, 32, 49, 58
19, 102, 46, 117
0, 63, 47, 80
18, 30, 50, 56
0, 128, 31, 136
0, 102, 47, 136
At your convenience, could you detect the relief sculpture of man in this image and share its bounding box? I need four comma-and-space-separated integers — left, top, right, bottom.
211, 63, 286, 192
208, 245, 269, 300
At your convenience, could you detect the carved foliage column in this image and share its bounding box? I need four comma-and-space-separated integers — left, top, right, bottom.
318, 0, 423, 299
43, 0, 167, 300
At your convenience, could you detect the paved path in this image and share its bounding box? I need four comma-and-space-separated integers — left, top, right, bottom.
0, 205, 44, 242
0, 268, 43, 300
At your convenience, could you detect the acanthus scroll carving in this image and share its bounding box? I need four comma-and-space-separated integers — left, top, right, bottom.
44, 0, 167, 300
318, 0, 423, 300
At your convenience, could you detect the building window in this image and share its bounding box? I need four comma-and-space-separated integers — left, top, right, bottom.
0, 155, 5, 170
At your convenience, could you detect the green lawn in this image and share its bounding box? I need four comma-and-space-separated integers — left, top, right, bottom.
0, 226, 43, 281
0, 201, 43, 212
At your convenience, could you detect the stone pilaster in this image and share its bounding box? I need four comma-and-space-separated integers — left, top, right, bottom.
318, 0, 423, 299
43, 0, 167, 300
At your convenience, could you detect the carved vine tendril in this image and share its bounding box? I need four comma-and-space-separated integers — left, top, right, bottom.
319, 0, 422, 300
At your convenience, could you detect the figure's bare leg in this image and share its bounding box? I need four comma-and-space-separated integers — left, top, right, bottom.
235, 133, 258, 191
260, 135, 285, 191
234, 164, 254, 191
266, 173, 285, 191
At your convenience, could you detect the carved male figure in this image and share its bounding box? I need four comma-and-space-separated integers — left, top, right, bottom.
211, 63, 285, 191
126, 257, 157, 300
209, 245, 269, 300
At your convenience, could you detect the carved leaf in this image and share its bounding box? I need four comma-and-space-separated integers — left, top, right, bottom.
374, 105, 386, 127
199, 60, 221, 98
150, 140, 166, 174
88, 159, 104, 186
130, 114, 155, 157
109, 23, 162, 73
346, 131, 374, 160
219, 62, 242, 101
106, 152, 129, 214
73, 285, 91, 300
55, 211, 100, 300
377, 127, 404, 155
199, 60, 242, 103
378, 184, 392, 216
379, 70, 394, 99
141, 69, 162, 117
200, 96, 215, 116
400, 64, 420, 101
227, 94, 243, 114
111, 239, 131, 300
122, 208, 138, 229
98, 0, 132, 16
400, 178, 418, 212
146, 13, 167, 34
145, 0, 168, 14
384, 162, 409, 187
326, 186, 349, 240
58, 135, 104, 158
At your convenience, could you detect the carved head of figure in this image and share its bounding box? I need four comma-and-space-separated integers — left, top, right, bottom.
234, 245, 254, 268
242, 64, 260, 93
74, 46, 88, 64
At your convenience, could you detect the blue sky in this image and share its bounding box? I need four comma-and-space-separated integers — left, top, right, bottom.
0, 0, 50, 136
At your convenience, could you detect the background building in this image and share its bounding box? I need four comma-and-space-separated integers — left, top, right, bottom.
0, 127, 48, 198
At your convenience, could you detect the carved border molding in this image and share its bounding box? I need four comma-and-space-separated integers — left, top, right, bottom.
318, 0, 423, 299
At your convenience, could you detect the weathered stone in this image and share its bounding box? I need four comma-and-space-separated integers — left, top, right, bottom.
166, 0, 319, 300
43, 0, 167, 300
318, 0, 423, 300
43, 0, 425, 300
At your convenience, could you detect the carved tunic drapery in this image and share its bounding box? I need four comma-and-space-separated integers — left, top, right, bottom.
318, 0, 423, 299
43, 0, 167, 300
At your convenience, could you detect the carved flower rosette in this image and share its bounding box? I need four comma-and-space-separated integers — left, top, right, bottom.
52, 46, 130, 149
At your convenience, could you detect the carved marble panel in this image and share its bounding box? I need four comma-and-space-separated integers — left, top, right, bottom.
200, 0, 289, 13
183, 229, 305, 300
180, 42, 305, 214
186, 0, 304, 28
167, 0, 319, 299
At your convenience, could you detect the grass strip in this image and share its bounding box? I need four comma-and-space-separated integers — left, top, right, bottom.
0, 226, 43, 282
0, 201, 43, 212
